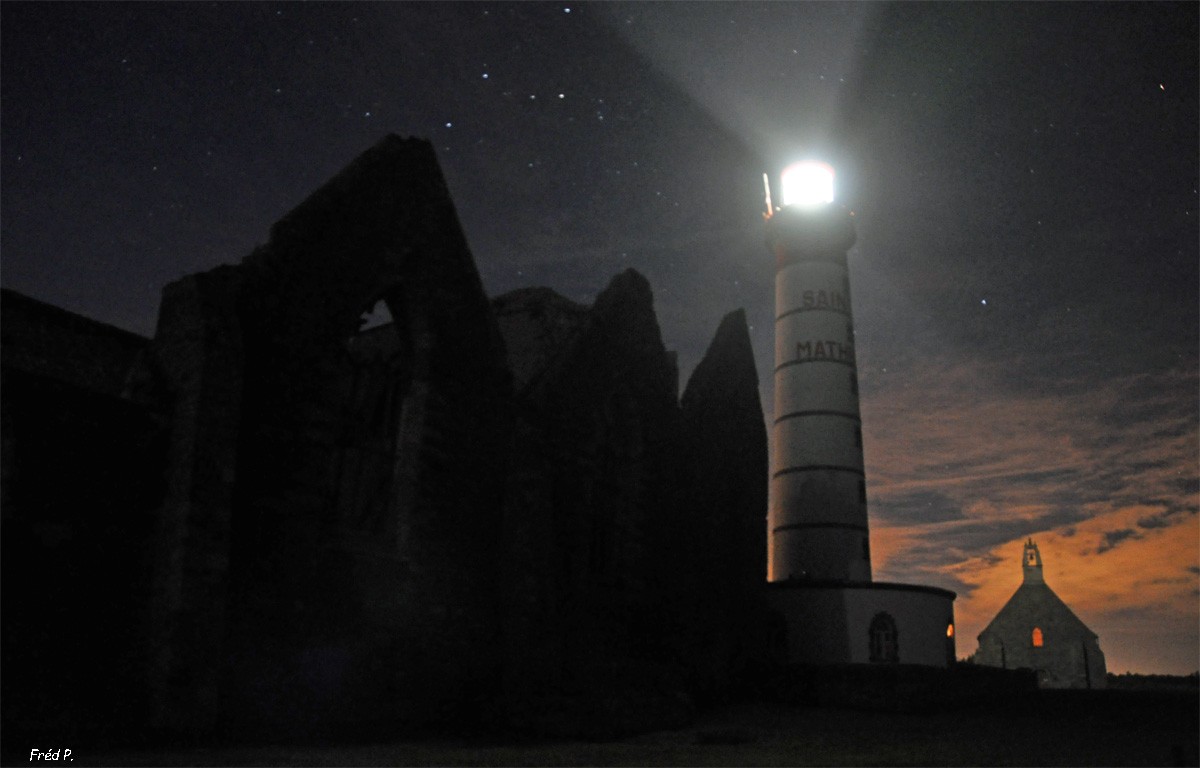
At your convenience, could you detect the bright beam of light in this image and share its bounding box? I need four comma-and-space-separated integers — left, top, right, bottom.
781, 161, 835, 208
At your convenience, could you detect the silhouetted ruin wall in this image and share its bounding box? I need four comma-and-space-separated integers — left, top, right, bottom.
147, 136, 513, 734
492, 282, 772, 735
1, 289, 169, 739
1, 135, 771, 743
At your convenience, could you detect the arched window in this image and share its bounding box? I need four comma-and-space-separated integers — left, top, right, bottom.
869, 612, 899, 663
334, 296, 408, 533
1032, 627, 1044, 647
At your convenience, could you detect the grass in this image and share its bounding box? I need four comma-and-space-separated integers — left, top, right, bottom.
69, 690, 1200, 767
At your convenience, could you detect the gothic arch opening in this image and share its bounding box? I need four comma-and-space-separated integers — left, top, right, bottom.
331, 288, 429, 549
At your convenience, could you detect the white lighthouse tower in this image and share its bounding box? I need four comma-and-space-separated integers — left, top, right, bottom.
766, 162, 868, 583
762, 162, 957, 668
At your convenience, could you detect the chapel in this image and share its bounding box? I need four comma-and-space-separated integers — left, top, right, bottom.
975, 539, 1107, 688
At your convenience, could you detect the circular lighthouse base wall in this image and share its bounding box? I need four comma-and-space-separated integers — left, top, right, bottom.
767, 581, 956, 667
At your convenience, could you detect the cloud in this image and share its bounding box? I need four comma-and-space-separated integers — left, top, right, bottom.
872, 489, 965, 526
1097, 528, 1140, 553
1136, 514, 1172, 530
857, 355, 1199, 673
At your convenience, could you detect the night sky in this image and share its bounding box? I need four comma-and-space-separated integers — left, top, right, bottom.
2, 2, 1196, 674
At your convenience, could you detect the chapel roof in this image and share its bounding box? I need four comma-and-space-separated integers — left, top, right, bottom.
979, 580, 1098, 641
978, 539, 1099, 642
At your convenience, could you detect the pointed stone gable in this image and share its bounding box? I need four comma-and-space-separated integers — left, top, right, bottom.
681, 312, 768, 584
148, 134, 513, 733
980, 582, 1099, 643
682, 308, 761, 417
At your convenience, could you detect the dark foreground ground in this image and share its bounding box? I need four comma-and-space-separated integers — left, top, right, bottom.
25, 689, 1200, 767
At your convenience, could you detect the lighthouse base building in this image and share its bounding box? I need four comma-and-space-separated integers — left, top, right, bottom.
767, 582, 957, 667
763, 185, 956, 668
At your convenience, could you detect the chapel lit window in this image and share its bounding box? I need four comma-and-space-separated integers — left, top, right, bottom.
1032, 627, 1044, 647
946, 623, 955, 638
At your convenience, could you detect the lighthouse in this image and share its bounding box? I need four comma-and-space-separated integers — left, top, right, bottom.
762, 161, 957, 667
765, 161, 868, 584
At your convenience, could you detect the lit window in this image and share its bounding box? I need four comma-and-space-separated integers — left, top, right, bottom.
946, 623, 955, 639
1032, 627, 1044, 647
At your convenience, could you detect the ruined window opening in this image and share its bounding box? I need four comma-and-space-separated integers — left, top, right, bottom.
357, 298, 395, 331
869, 612, 899, 663
332, 293, 415, 535
1032, 627, 1044, 647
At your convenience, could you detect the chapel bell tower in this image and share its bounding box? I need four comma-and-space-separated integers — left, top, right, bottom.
1022, 538, 1044, 584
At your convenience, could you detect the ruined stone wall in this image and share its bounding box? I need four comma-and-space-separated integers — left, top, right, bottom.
669, 308, 771, 698
149, 135, 513, 734
496, 271, 680, 709
148, 266, 245, 733
1, 290, 168, 740
495, 276, 771, 729
4, 135, 773, 742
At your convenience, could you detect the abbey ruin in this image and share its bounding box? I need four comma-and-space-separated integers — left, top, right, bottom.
1, 135, 771, 740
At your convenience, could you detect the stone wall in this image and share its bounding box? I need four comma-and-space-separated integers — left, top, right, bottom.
495, 282, 772, 730
975, 584, 1107, 689
1, 290, 168, 741
148, 135, 513, 735
496, 271, 681, 712
3, 135, 772, 742
655, 308, 771, 700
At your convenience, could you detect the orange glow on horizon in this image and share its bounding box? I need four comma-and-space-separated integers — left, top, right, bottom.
858, 361, 1199, 675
